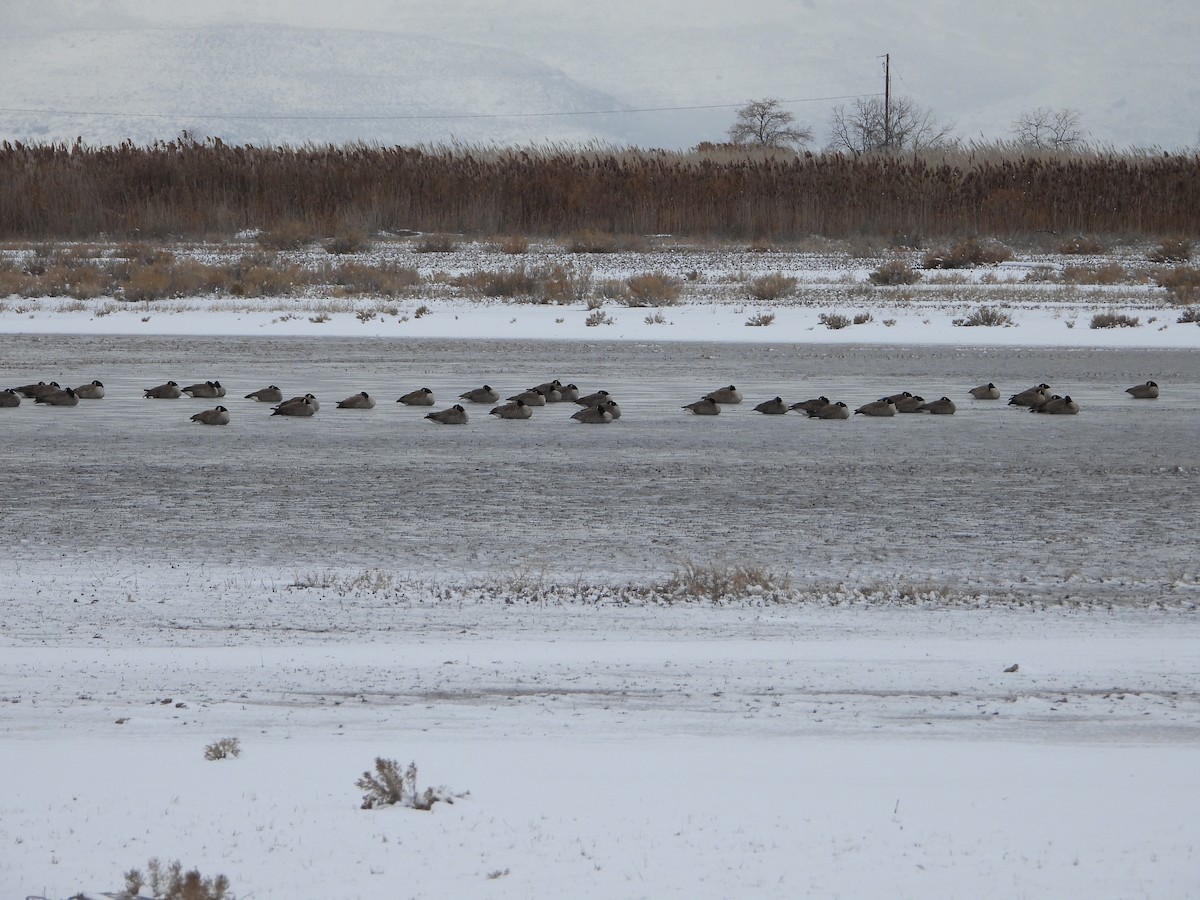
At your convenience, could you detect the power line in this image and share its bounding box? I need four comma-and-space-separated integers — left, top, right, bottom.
0, 93, 882, 124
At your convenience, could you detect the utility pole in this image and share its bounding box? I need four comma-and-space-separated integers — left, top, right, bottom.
883, 53, 891, 150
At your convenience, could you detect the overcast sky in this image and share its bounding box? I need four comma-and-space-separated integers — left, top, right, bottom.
3, 0, 1197, 149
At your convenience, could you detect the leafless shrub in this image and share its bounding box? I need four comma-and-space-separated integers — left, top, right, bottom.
325, 228, 372, 255
565, 230, 644, 253
747, 272, 797, 300
1147, 238, 1192, 264
1062, 263, 1127, 285
1155, 265, 1200, 304
357, 757, 463, 811
952, 305, 1014, 327
623, 272, 681, 306
256, 221, 314, 250
852, 311, 874, 325
595, 278, 629, 303
818, 312, 851, 329
585, 309, 614, 326
882, 318, 897, 326
323, 261, 421, 296
922, 238, 1013, 269
1176, 307, 1200, 323
124, 857, 231, 900
497, 234, 529, 254
308, 312, 331, 323
868, 259, 922, 285
745, 312, 775, 326
1058, 235, 1107, 254
644, 311, 668, 324
413, 304, 431, 318
478, 265, 541, 298
661, 560, 792, 602
415, 233, 459, 253
203, 737, 241, 761
1090, 312, 1140, 329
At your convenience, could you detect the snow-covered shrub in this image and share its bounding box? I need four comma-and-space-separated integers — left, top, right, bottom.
357, 757, 465, 811
952, 305, 1014, 327
745, 312, 775, 326
124, 857, 231, 900
922, 237, 1013, 269
203, 737, 241, 761
818, 312, 851, 329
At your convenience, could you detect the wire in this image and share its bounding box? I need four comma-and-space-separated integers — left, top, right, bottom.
0, 93, 882, 123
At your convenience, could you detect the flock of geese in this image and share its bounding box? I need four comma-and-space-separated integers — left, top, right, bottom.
1, 378, 1161, 424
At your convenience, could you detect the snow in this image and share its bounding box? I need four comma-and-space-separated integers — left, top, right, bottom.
2, 246, 1198, 898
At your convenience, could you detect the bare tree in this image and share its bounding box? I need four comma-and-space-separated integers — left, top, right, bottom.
727, 99, 813, 149
827, 96, 955, 155
1011, 107, 1088, 151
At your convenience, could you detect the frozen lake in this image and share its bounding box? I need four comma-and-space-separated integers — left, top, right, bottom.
3, 334, 1198, 602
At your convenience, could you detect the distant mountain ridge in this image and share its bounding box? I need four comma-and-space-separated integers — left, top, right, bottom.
0, 24, 633, 147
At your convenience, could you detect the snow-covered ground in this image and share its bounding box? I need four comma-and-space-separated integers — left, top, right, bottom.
2, 244, 1198, 898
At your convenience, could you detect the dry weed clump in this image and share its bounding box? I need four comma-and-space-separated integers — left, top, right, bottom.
952, 305, 1015, 327
203, 737, 241, 760
747, 272, 798, 300
818, 312, 851, 329
565, 230, 645, 253
585, 309, 614, 326
496, 234, 529, 254
357, 757, 464, 811
1155, 265, 1200, 304
323, 260, 421, 296
1147, 237, 1192, 263
922, 237, 1013, 269
324, 228, 372, 255
255, 220, 314, 250
1176, 307, 1200, 324
1090, 312, 1140, 328
1061, 262, 1127, 285
123, 857, 231, 900
415, 233, 459, 253
662, 561, 792, 602
745, 312, 776, 326
623, 272, 681, 306
868, 259, 922, 285
1057, 235, 1108, 254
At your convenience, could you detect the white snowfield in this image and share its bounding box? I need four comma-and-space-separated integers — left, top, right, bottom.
2, 245, 1198, 898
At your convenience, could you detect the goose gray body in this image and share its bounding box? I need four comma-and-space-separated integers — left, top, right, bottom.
601, 399, 622, 420
145, 381, 182, 399
683, 397, 721, 415
490, 400, 533, 419
895, 395, 926, 413
1008, 386, 1048, 407
191, 405, 230, 425
575, 390, 611, 407
555, 384, 580, 402
969, 382, 1001, 400
272, 397, 316, 417
245, 385, 283, 403
459, 385, 500, 403
182, 381, 224, 398
397, 388, 435, 406
882, 392, 913, 405
533, 379, 563, 395
0, 388, 20, 407
917, 396, 956, 415
1033, 395, 1079, 415
855, 399, 897, 417
705, 385, 743, 404
1125, 381, 1159, 399
788, 396, 829, 413
35, 387, 79, 406
74, 380, 105, 399
754, 397, 788, 415
283, 394, 320, 412
507, 388, 548, 406
336, 392, 376, 409
426, 404, 469, 425
808, 401, 850, 419
571, 405, 613, 424
18, 381, 61, 399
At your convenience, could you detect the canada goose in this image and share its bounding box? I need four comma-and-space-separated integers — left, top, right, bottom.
144, 381, 182, 399
426, 404, 469, 425
556, 384, 581, 402
882, 391, 914, 404
490, 399, 533, 419
74, 380, 105, 399
788, 396, 829, 413
191, 405, 230, 425
1033, 395, 1079, 415
336, 392, 376, 409
272, 397, 316, 417
894, 394, 926, 413
0, 388, 20, 407
1125, 381, 1159, 399
575, 389, 611, 406
683, 397, 721, 415
245, 385, 283, 403
283, 393, 320, 412
808, 401, 850, 419
533, 379, 563, 395
35, 387, 79, 406
705, 385, 743, 404
969, 382, 1001, 400
917, 396, 956, 415
855, 399, 897, 417
507, 388, 548, 406
459, 385, 499, 403
397, 388, 435, 406
601, 399, 622, 420
754, 397, 788, 415
18, 381, 61, 399
1008, 386, 1049, 407
571, 405, 613, 424
181, 381, 223, 399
